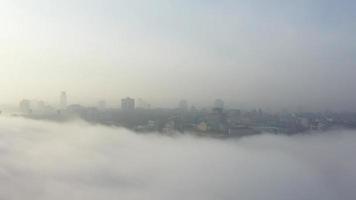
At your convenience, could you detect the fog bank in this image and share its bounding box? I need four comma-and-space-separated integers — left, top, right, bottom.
0, 117, 355, 200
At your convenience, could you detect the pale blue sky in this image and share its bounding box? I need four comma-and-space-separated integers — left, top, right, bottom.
0, 0, 355, 110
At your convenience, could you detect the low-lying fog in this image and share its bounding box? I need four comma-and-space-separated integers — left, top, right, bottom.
0, 117, 355, 200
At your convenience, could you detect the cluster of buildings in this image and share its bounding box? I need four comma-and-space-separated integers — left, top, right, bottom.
19, 91, 68, 115
19, 92, 136, 115
15, 92, 356, 137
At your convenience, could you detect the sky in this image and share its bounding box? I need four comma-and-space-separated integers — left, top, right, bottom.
0, 117, 356, 200
0, 0, 356, 110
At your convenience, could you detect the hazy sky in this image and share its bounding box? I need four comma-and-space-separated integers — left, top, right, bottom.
1, 0, 355, 110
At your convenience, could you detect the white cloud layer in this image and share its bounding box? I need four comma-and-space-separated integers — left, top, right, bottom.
0, 117, 355, 200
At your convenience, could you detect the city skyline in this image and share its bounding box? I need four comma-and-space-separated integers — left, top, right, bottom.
3, 89, 356, 113
1, 0, 356, 111
14, 91, 227, 110
0, 1, 356, 200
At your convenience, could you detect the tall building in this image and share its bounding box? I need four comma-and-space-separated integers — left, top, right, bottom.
178, 100, 188, 112
60, 91, 67, 109
19, 99, 31, 114
137, 98, 151, 109
121, 97, 135, 111
214, 99, 225, 110
97, 100, 106, 111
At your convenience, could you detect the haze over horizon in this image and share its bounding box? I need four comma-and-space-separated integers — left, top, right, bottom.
1, 1, 356, 199
1, 0, 356, 111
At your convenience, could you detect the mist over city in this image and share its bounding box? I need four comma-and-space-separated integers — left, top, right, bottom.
1, 0, 356, 200
0, 117, 355, 200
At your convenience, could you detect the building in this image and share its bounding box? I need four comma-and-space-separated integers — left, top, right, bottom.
19, 99, 32, 114
214, 99, 224, 110
121, 97, 135, 111
97, 100, 106, 111
178, 100, 188, 112
137, 98, 151, 109
196, 122, 208, 132
60, 91, 67, 109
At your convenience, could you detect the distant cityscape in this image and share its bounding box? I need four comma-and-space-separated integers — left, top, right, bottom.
6, 91, 356, 138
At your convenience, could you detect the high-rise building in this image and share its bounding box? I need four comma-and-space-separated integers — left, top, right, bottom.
97, 100, 106, 111
121, 97, 135, 111
60, 91, 67, 109
137, 98, 151, 109
178, 100, 188, 112
19, 99, 32, 114
214, 99, 224, 110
